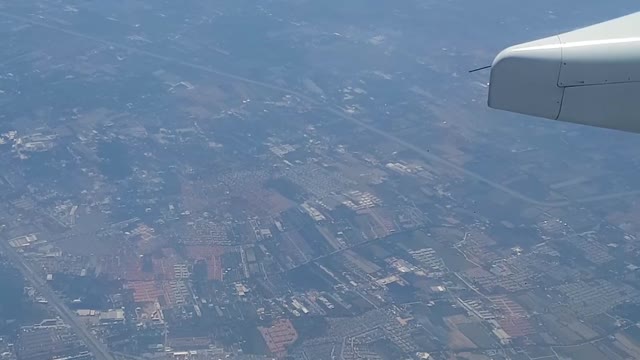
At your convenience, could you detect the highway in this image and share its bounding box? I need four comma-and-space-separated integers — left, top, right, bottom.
0, 240, 115, 360
0, 11, 639, 209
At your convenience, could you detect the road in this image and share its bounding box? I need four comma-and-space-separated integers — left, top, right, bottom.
0, 11, 639, 208
0, 240, 115, 360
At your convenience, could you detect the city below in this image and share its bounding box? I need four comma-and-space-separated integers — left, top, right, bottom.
0, 1, 639, 360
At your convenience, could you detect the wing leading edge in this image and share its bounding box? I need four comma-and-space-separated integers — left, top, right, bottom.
488, 12, 640, 133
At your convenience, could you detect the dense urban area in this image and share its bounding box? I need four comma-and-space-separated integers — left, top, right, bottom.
0, 1, 640, 360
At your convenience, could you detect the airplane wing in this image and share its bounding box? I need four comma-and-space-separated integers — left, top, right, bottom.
488, 12, 640, 133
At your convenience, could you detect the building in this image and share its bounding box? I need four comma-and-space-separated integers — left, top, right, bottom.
258, 319, 298, 359
99, 309, 125, 325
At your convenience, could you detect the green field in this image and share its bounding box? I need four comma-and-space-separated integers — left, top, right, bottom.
457, 323, 497, 348
556, 343, 608, 360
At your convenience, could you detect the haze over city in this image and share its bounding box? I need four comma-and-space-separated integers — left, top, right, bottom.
0, 1, 639, 360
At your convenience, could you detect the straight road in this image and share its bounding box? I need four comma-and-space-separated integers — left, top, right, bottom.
0, 11, 638, 208
0, 240, 115, 360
